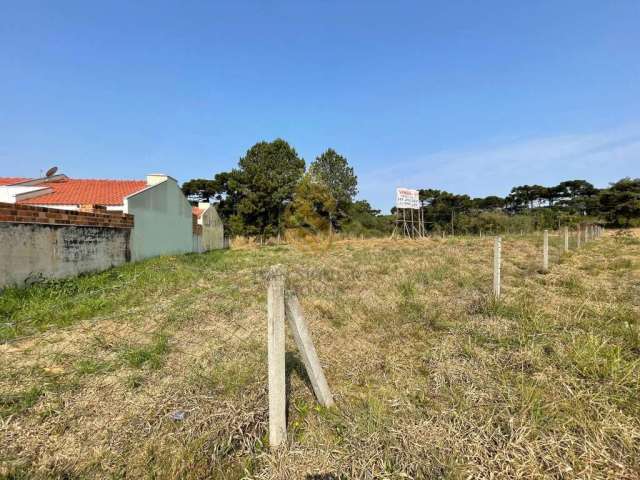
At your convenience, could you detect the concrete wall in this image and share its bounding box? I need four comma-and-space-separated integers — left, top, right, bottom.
0, 223, 130, 288
125, 178, 193, 261
199, 205, 225, 251
0, 202, 134, 288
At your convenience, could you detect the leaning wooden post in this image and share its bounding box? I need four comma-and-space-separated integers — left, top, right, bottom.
563, 226, 569, 253
267, 265, 286, 447
543, 229, 549, 271
285, 293, 334, 407
493, 236, 501, 300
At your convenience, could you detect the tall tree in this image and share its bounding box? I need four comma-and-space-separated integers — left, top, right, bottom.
472, 195, 505, 211
184, 139, 305, 236
285, 173, 337, 233
308, 149, 358, 216
181, 178, 217, 203
554, 180, 598, 213
597, 178, 640, 227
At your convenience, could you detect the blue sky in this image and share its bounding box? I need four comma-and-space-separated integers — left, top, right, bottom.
1, 1, 638, 212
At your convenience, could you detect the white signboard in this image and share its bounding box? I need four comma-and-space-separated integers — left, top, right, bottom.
395, 188, 420, 209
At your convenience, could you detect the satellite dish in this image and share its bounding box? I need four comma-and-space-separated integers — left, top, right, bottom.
45, 166, 58, 177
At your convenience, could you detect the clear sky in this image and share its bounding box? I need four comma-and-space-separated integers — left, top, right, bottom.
1, 1, 638, 212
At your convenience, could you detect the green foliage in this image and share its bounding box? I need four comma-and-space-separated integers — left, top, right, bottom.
181, 178, 218, 203
415, 177, 640, 233
308, 148, 358, 214
341, 200, 392, 236
187, 139, 305, 236
285, 173, 337, 234
0, 386, 43, 418
183, 138, 638, 236
597, 177, 640, 227
0, 249, 229, 342
120, 333, 170, 369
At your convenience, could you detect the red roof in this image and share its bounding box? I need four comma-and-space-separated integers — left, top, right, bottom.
0, 177, 29, 186
17, 178, 147, 206
192, 206, 204, 218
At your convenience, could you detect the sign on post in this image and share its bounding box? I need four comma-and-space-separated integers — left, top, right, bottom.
395, 188, 420, 210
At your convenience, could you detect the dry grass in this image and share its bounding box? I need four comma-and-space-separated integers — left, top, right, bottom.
1, 231, 639, 479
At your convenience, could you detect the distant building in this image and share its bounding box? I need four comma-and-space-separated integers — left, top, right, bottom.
0, 172, 225, 262
0, 174, 146, 211
193, 202, 224, 252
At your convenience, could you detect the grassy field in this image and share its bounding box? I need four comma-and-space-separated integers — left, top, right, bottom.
1, 231, 639, 479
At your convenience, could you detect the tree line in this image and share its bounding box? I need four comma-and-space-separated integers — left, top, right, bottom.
182, 138, 640, 237
417, 178, 640, 234
182, 139, 387, 238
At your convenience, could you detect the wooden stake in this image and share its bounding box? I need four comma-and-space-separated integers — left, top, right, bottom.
564, 226, 569, 253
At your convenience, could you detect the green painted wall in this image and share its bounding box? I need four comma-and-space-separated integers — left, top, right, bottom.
125, 179, 193, 261
200, 205, 224, 251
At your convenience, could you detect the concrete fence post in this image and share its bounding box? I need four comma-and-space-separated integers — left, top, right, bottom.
564, 226, 569, 253
543, 229, 549, 271
267, 265, 286, 447
493, 236, 501, 300
285, 293, 334, 407
577, 227, 581, 248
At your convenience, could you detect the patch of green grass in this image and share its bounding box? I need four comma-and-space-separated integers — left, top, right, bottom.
189, 346, 263, 397
413, 264, 450, 286
609, 258, 634, 271
0, 386, 43, 418
74, 358, 114, 376
557, 274, 585, 296
0, 251, 230, 341
120, 333, 170, 369
398, 279, 417, 299
566, 334, 638, 386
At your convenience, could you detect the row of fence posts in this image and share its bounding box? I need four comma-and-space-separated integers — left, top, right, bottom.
265, 225, 604, 447
493, 224, 603, 300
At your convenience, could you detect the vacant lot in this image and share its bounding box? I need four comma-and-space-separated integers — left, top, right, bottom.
1, 231, 639, 479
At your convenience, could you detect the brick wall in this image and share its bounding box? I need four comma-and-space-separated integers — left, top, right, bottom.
0, 202, 134, 288
0, 202, 133, 229
192, 213, 202, 235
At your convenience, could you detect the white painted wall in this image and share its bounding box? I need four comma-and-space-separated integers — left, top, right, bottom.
0, 186, 51, 203
124, 178, 193, 261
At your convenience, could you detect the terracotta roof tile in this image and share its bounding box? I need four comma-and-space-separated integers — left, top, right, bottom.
0, 177, 29, 186
192, 207, 204, 218
17, 179, 147, 206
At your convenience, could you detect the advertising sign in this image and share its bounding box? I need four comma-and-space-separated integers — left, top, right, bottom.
395, 188, 420, 209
